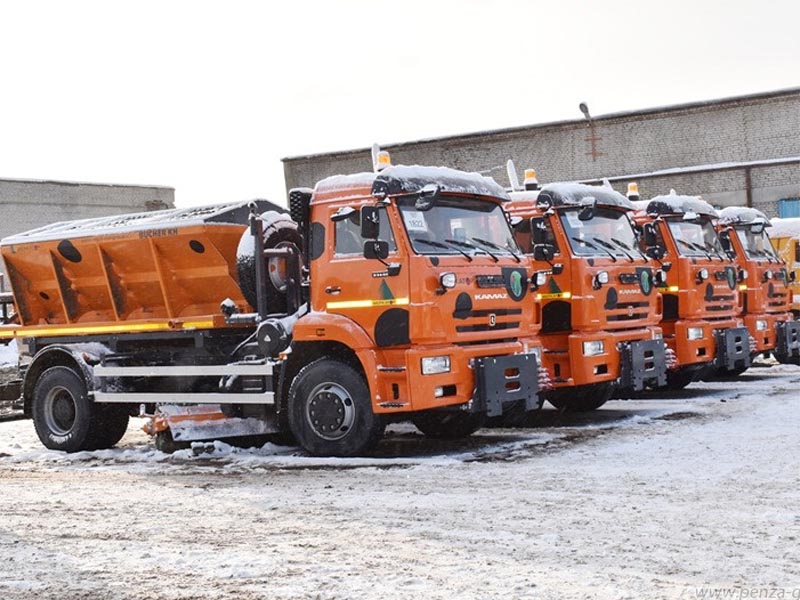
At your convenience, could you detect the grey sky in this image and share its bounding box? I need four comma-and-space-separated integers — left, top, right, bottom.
1, 0, 797, 207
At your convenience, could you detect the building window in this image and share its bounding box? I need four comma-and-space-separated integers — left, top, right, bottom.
778, 197, 800, 218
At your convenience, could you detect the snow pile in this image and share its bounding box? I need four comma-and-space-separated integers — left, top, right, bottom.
769, 217, 800, 240
0, 339, 18, 367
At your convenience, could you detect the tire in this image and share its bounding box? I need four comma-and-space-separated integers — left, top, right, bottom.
547, 384, 612, 412
154, 429, 190, 454
237, 212, 302, 314
90, 405, 130, 449
32, 366, 100, 452
412, 411, 485, 439
288, 358, 384, 457
666, 368, 696, 390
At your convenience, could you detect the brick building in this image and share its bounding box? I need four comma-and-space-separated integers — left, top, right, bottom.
0, 178, 174, 278
283, 88, 800, 217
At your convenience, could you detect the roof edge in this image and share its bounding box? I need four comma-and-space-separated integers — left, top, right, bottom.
282, 86, 800, 163
0, 176, 175, 191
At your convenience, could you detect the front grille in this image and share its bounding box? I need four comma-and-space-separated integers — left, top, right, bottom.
456, 322, 520, 333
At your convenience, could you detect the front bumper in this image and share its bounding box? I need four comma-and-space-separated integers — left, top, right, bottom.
472, 352, 541, 417
776, 319, 800, 361
714, 326, 751, 371
619, 338, 667, 391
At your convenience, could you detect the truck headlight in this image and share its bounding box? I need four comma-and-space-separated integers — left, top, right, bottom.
687, 327, 704, 341
534, 271, 547, 287
582, 340, 605, 356
697, 268, 709, 282
739, 269, 748, 281
421, 355, 451, 375
755, 319, 768, 331
440, 272, 456, 289
593, 271, 609, 289
763, 270, 773, 282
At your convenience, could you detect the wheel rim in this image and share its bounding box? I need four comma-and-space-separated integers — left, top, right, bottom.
305, 382, 355, 441
44, 385, 77, 436
267, 241, 296, 292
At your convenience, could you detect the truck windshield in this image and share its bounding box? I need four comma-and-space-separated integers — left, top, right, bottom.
735, 228, 779, 260
667, 218, 722, 257
398, 196, 520, 257
559, 207, 637, 257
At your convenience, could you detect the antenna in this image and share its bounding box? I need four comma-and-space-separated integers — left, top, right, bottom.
506, 159, 521, 191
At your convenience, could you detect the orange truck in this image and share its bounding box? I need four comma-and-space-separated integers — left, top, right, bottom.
631, 192, 750, 387
769, 217, 800, 320
717, 208, 800, 365
506, 173, 667, 411
0, 159, 547, 456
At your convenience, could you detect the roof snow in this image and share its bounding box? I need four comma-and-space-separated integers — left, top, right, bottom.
718, 206, 770, 226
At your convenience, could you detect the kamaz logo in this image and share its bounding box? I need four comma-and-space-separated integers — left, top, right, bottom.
475, 293, 508, 301
618, 289, 640, 295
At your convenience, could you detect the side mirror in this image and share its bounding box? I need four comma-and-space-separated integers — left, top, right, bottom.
531, 217, 547, 244
719, 230, 732, 253
415, 183, 440, 211
643, 223, 658, 247
360, 206, 380, 239
533, 243, 555, 262
364, 240, 389, 261
646, 246, 666, 261
578, 197, 596, 221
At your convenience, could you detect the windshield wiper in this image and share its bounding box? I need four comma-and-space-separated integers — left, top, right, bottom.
470, 236, 521, 263
587, 236, 618, 263
703, 241, 725, 261
609, 237, 636, 262
412, 237, 473, 262
445, 238, 498, 262
676, 238, 711, 259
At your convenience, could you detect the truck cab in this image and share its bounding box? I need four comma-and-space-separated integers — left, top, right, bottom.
717, 208, 800, 365
286, 162, 548, 451
507, 180, 667, 411
632, 193, 750, 387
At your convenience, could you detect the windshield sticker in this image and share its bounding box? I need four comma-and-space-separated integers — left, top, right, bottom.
402, 210, 428, 232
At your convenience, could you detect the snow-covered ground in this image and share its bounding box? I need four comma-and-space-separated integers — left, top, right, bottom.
0, 363, 798, 599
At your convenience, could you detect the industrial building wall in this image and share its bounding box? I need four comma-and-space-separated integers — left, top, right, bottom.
0, 178, 174, 279
283, 88, 800, 217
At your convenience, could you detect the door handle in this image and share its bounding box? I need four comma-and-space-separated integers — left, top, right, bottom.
325, 286, 341, 295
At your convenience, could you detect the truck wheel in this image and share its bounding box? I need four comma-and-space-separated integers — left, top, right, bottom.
154, 429, 190, 453
412, 411, 485, 439
237, 212, 302, 314
90, 405, 130, 449
548, 384, 612, 412
288, 359, 384, 456
775, 352, 800, 366
666, 368, 697, 390
32, 366, 99, 452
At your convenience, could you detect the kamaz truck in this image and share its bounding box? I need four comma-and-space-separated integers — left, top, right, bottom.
631, 192, 750, 387
717, 208, 800, 365
507, 174, 667, 411
0, 159, 547, 456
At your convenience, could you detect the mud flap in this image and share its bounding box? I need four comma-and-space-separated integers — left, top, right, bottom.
776, 320, 800, 361
619, 339, 667, 391
714, 327, 751, 371
473, 353, 540, 417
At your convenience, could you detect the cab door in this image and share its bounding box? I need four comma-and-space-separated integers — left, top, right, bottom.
315, 204, 410, 348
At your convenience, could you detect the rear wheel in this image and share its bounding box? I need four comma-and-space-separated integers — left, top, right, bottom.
412, 411, 485, 439
90, 405, 130, 449
288, 358, 384, 456
32, 366, 98, 452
